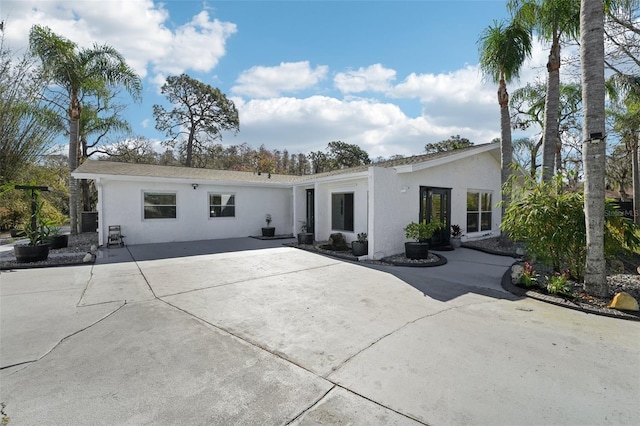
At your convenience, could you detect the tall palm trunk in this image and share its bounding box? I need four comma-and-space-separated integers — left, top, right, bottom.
542, 36, 561, 182
498, 75, 513, 221
581, 0, 607, 296
632, 133, 640, 225
68, 95, 81, 235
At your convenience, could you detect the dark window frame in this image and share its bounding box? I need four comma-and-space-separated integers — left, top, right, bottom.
209, 193, 236, 218
143, 192, 177, 220
331, 192, 354, 232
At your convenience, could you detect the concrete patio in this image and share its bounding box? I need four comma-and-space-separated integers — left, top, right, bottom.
1, 238, 639, 425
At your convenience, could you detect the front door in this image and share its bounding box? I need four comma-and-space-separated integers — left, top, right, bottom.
306, 189, 315, 235
420, 186, 451, 247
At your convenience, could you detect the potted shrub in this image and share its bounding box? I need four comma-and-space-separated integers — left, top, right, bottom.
450, 224, 463, 248
13, 199, 50, 263
297, 221, 313, 245
404, 221, 442, 259
262, 213, 275, 237
351, 232, 368, 256
44, 225, 69, 249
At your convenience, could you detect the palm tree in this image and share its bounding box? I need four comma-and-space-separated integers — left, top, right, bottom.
509, 0, 581, 182
581, 0, 607, 296
29, 25, 141, 234
478, 20, 533, 215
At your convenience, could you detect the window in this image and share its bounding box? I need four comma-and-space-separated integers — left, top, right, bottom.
209, 193, 235, 217
331, 193, 354, 231
467, 191, 492, 233
144, 192, 176, 219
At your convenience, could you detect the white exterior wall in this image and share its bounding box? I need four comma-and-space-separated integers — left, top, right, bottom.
312, 178, 368, 243
369, 151, 501, 258
369, 166, 409, 259
97, 179, 292, 245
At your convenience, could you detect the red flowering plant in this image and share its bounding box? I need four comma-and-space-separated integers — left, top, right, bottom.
520, 262, 538, 287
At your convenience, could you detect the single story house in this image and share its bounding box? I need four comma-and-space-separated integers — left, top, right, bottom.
72, 142, 502, 259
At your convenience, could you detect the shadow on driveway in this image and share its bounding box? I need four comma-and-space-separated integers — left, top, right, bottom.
96, 237, 521, 304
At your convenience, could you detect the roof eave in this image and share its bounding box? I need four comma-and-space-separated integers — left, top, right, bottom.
394, 143, 500, 173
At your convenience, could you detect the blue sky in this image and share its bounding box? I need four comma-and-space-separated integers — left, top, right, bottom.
3, 1, 551, 159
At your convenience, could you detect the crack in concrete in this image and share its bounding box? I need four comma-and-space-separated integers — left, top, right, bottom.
152, 261, 344, 299
284, 385, 336, 425
328, 299, 502, 378
3, 302, 127, 373
126, 246, 158, 299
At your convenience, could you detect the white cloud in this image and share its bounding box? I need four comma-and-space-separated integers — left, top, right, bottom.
2, 1, 236, 81
334, 64, 396, 94
232, 61, 329, 98
226, 95, 500, 158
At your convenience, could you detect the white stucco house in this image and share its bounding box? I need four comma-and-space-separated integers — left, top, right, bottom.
72, 142, 502, 259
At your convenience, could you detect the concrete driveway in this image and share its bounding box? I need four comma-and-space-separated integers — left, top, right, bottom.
1, 238, 639, 425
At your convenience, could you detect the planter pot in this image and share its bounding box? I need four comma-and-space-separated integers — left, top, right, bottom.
351, 241, 368, 256
405, 242, 429, 260
10, 229, 26, 238
450, 237, 461, 248
46, 234, 69, 249
297, 232, 314, 245
262, 227, 275, 237
14, 244, 49, 263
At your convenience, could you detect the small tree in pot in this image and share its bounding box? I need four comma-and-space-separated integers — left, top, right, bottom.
297, 221, 313, 245
262, 213, 275, 237
13, 191, 51, 263
404, 221, 442, 259
351, 232, 368, 256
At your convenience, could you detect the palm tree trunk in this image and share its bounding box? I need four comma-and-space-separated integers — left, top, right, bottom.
581, 0, 607, 297
542, 38, 561, 182
498, 77, 512, 222
632, 133, 640, 225
68, 96, 81, 235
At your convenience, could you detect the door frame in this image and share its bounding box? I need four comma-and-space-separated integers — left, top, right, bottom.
419, 186, 452, 247
306, 188, 315, 236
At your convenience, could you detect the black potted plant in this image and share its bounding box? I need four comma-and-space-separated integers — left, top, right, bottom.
297, 221, 313, 245
404, 221, 442, 259
13, 197, 51, 263
44, 225, 69, 249
262, 213, 275, 237
450, 224, 463, 248
351, 232, 368, 256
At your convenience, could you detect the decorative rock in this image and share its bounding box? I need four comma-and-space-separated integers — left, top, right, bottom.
511, 264, 524, 285
608, 292, 639, 312
636, 265, 640, 275
83, 253, 93, 263
608, 259, 625, 274
328, 233, 349, 251
90, 244, 98, 253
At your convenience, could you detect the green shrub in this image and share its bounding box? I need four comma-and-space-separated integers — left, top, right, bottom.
546, 272, 572, 296
502, 174, 640, 281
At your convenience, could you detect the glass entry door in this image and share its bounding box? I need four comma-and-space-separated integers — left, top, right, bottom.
420, 186, 451, 247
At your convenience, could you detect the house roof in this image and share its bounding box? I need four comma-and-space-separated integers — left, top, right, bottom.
73, 160, 302, 185
73, 143, 500, 185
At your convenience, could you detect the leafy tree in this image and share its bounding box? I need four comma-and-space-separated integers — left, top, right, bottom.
29, 25, 142, 234
510, 82, 583, 175
0, 37, 60, 184
509, 0, 581, 182
308, 150, 330, 174
424, 135, 475, 154
153, 73, 239, 168
607, 74, 640, 223
327, 140, 371, 168
606, 143, 632, 200
581, 0, 608, 296
478, 19, 532, 215
104, 137, 159, 164
604, 0, 640, 88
